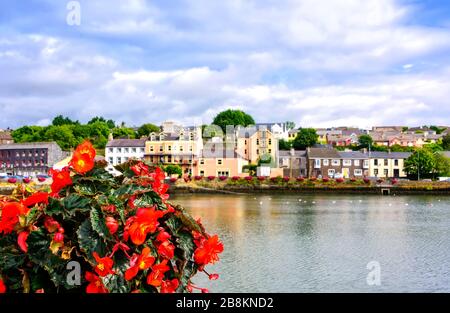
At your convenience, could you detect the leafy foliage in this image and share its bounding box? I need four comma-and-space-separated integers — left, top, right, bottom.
212, 109, 255, 132
0, 141, 223, 293
292, 128, 318, 149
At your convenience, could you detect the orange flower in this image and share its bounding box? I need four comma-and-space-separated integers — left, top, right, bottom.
75, 140, 96, 160
18, 231, 29, 253
85, 272, 108, 293
0, 278, 6, 293
124, 247, 156, 281
146, 259, 170, 287
49, 167, 72, 195
0, 202, 29, 234
194, 235, 224, 266
93, 252, 114, 277
71, 151, 94, 174
22, 192, 49, 207
125, 207, 165, 245
157, 240, 175, 260
160, 279, 179, 293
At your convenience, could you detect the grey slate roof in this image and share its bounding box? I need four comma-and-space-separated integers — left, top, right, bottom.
0, 142, 60, 150
363, 151, 412, 159
106, 139, 146, 147
308, 147, 341, 158
338, 151, 368, 159
279, 150, 306, 157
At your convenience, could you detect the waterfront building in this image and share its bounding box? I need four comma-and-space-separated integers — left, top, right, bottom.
364, 151, 411, 178
306, 147, 369, 178
235, 125, 278, 166
105, 138, 146, 174
278, 148, 307, 177
0, 142, 65, 176
144, 126, 203, 176
195, 148, 248, 177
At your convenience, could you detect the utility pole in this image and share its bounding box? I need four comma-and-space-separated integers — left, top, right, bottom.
417, 150, 420, 181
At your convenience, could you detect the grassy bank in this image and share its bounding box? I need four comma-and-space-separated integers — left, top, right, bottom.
169, 177, 450, 195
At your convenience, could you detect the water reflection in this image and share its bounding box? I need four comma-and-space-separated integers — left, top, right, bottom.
171, 194, 450, 292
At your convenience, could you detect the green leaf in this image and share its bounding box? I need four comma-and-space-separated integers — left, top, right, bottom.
77, 219, 106, 261
45, 197, 64, 216
165, 216, 182, 235
113, 184, 150, 198
61, 194, 92, 216
102, 274, 129, 293
90, 207, 113, 240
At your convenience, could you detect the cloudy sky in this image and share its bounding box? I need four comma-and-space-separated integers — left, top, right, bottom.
0, 0, 450, 129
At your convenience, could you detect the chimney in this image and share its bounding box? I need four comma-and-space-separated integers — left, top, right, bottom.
108, 133, 113, 141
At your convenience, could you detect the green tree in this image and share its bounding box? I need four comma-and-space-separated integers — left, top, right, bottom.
285, 121, 296, 130
279, 139, 293, 150
52, 115, 78, 126
88, 116, 115, 129
112, 127, 137, 139
429, 125, 445, 135
212, 109, 255, 132
165, 165, 182, 177
11, 126, 44, 143
44, 125, 77, 150
358, 134, 373, 149
404, 148, 436, 179
137, 123, 160, 137
292, 128, 318, 150
433, 153, 450, 177
442, 133, 450, 150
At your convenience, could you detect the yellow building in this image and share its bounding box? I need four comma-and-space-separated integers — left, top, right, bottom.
235, 126, 278, 166
367, 152, 412, 178
144, 127, 203, 175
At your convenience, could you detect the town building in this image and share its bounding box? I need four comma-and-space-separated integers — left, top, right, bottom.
288, 129, 299, 140
105, 138, 147, 174
364, 151, 411, 178
0, 131, 13, 145
306, 147, 369, 178
278, 149, 307, 177
255, 122, 293, 140
195, 149, 248, 177
0, 142, 65, 176
144, 126, 203, 176
235, 125, 278, 166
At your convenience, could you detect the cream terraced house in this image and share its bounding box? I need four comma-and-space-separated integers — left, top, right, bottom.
144, 126, 203, 176
365, 151, 411, 178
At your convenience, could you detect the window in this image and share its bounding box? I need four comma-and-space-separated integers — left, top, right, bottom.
354, 160, 360, 166
168, 146, 172, 151
328, 169, 335, 177
108, 157, 113, 164
124, 157, 129, 162
269, 139, 272, 145
332, 159, 340, 166
217, 159, 223, 165
374, 159, 378, 166
217, 171, 229, 176
314, 159, 321, 168
180, 146, 184, 152
394, 159, 399, 166
168, 156, 172, 162
189, 146, 193, 152
200, 159, 205, 165
343, 159, 351, 166
256, 139, 259, 145
244, 149, 247, 154
384, 159, 388, 166
354, 169, 363, 176
384, 169, 388, 177
159, 146, 163, 152
150, 146, 154, 152
256, 149, 259, 155
374, 169, 379, 176
132, 148, 136, 153
323, 159, 329, 166
200, 170, 204, 176
108, 148, 113, 153
140, 148, 144, 153
268, 149, 272, 153
363, 160, 369, 168
124, 148, 129, 153
117, 157, 122, 164
117, 148, 122, 153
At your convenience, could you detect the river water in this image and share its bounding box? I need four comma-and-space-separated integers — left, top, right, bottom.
171, 193, 450, 293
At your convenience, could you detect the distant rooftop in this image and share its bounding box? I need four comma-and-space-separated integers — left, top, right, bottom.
106, 139, 147, 147
0, 142, 60, 150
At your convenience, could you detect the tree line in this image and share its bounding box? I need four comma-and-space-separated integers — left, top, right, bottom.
11, 115, 160, 150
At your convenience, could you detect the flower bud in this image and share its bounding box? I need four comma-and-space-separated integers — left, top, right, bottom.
105, 217, 119, 235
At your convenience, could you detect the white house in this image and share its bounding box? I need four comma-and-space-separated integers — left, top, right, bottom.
105, 138, 147, 175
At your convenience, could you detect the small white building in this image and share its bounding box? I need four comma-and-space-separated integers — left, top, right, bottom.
105, 139, 147, 175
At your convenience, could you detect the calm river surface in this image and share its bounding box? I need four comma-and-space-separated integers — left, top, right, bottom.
171, 193, 450, 293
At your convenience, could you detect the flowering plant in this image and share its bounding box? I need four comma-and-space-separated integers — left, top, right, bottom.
0, 141, 223, 293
